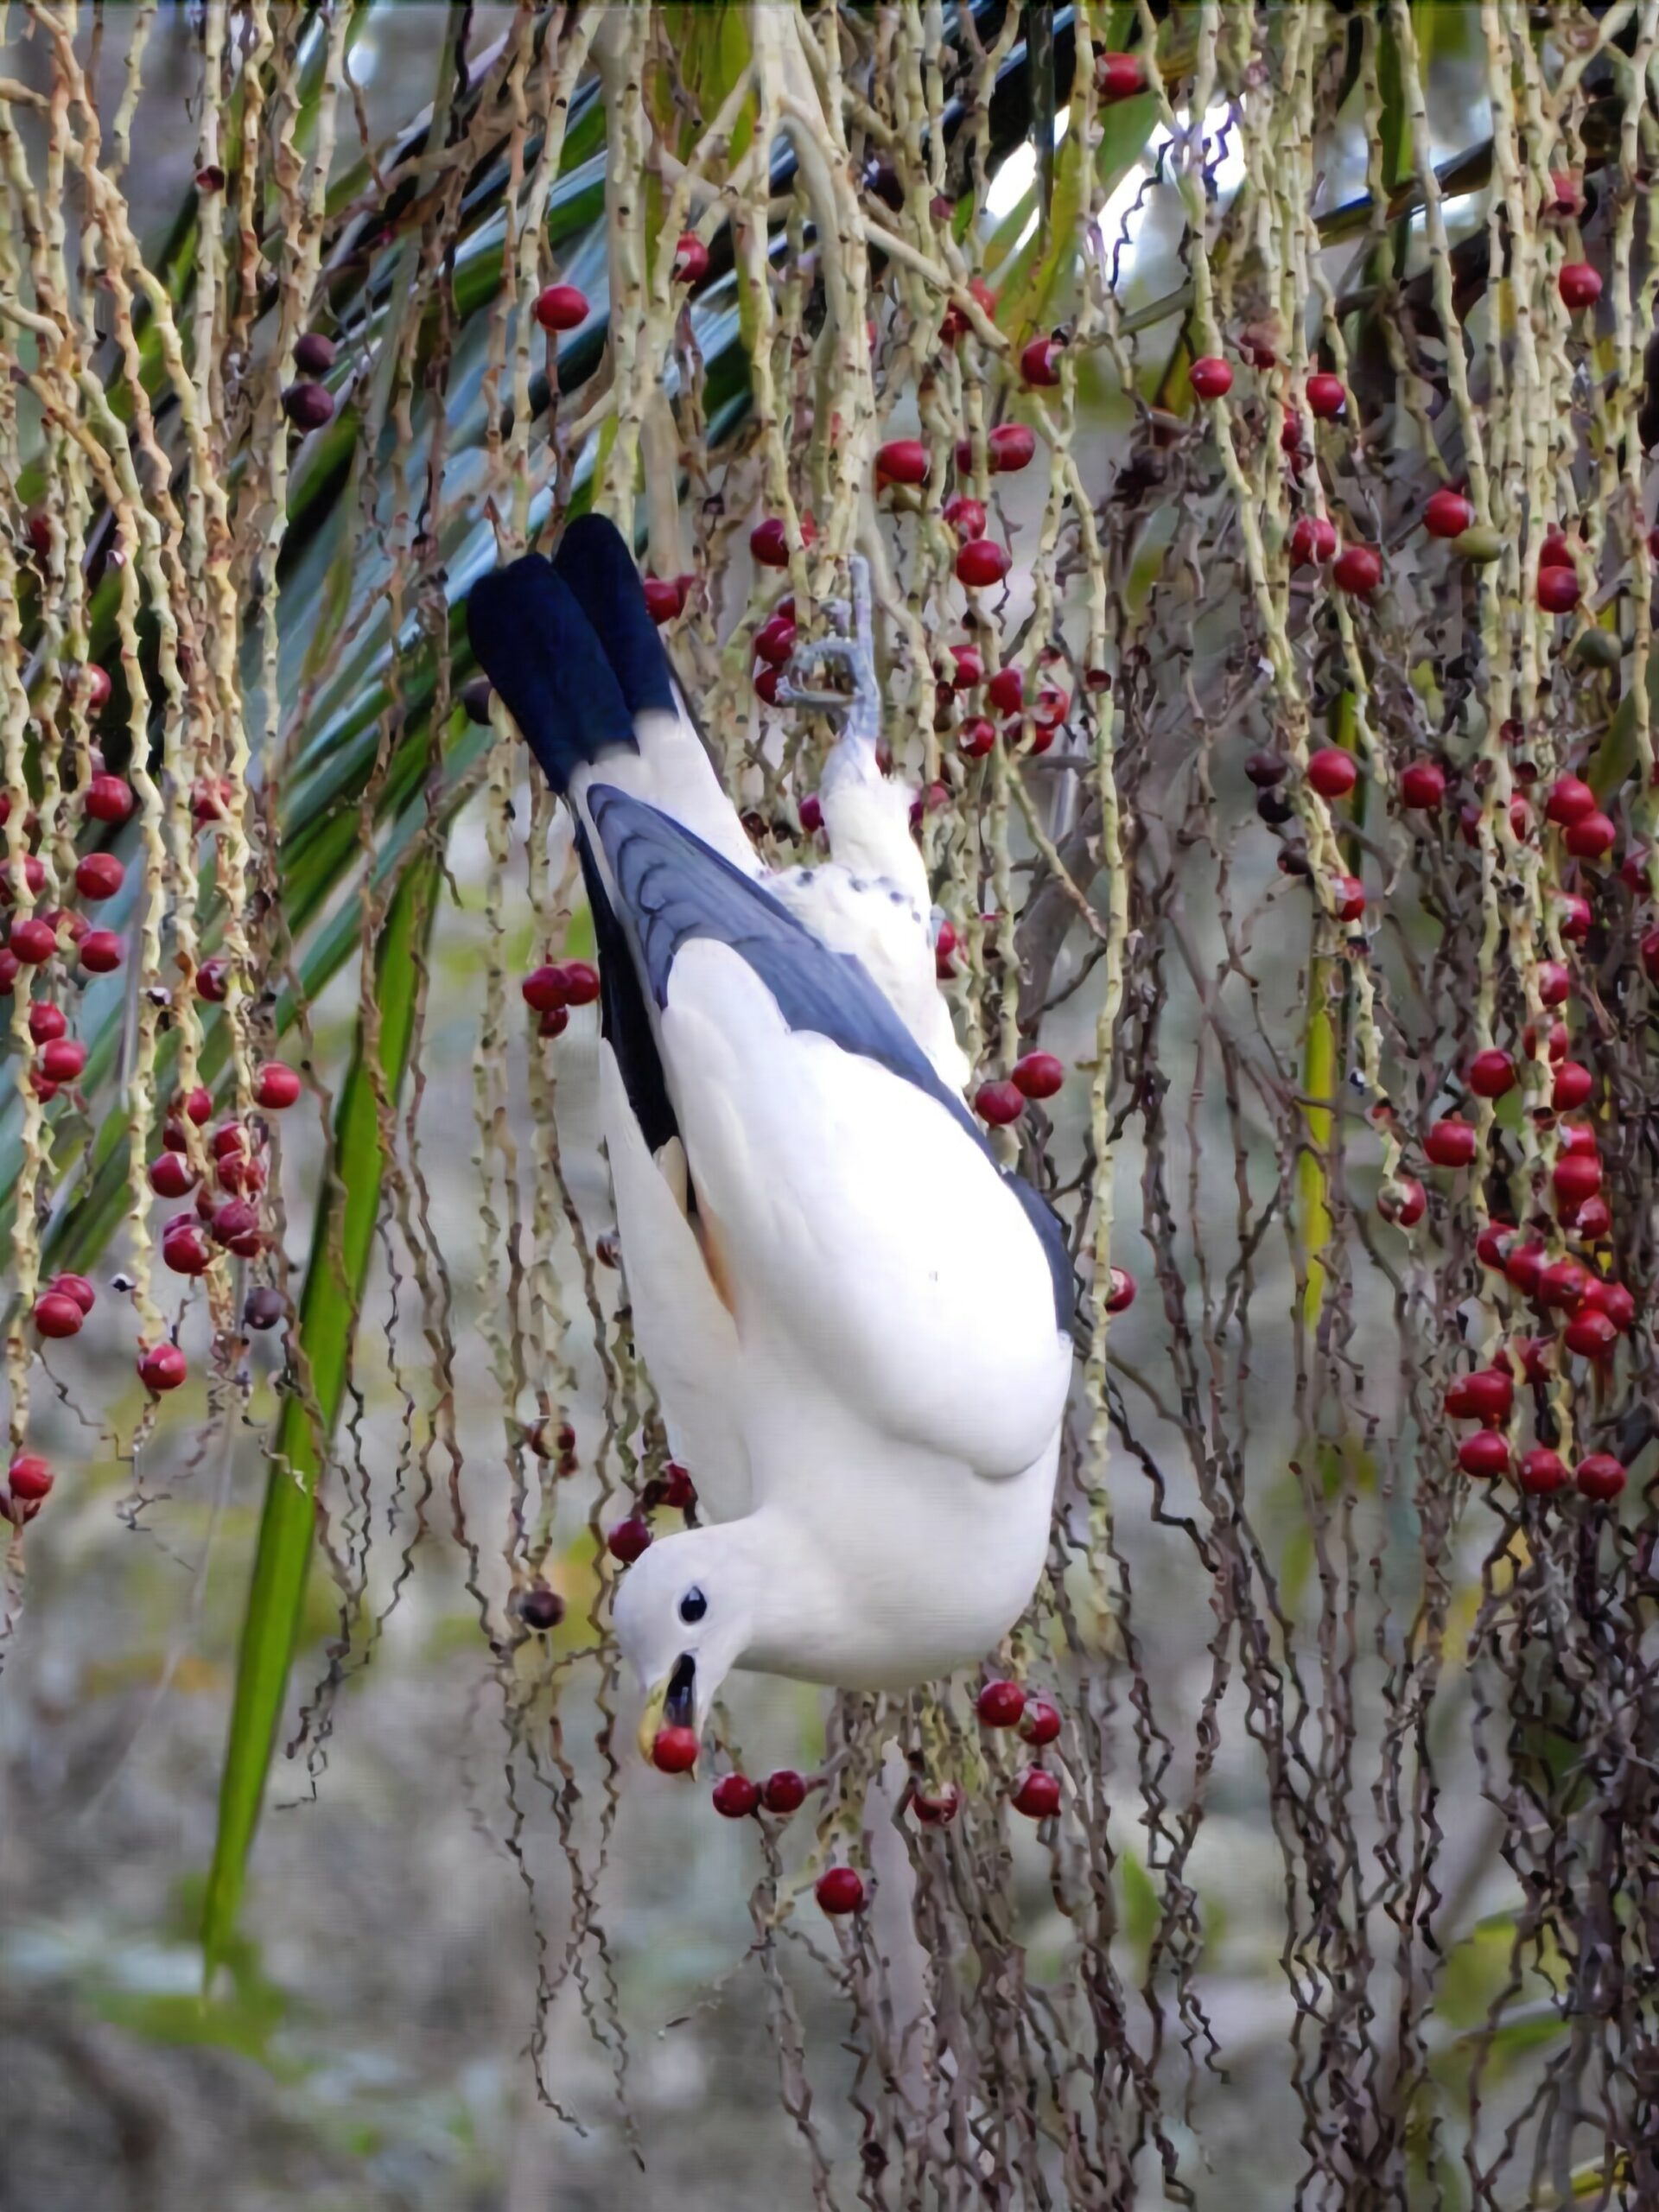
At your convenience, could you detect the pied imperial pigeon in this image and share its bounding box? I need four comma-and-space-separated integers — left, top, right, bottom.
467, 517, 1074, 1754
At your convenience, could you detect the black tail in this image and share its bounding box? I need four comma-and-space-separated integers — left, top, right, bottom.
551, 513, 678, 720
465, 550, 637, 796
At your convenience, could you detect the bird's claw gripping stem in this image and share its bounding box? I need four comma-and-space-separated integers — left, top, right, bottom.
778, 556, 881, 783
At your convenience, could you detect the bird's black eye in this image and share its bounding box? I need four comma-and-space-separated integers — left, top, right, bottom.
678, 1586, 708, 1625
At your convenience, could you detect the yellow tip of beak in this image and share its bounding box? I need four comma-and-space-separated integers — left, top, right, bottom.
637, 1676, 672, 1763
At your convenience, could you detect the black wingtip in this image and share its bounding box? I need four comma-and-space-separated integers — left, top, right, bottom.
466, 553, 636, 795
552, 513, 678, 721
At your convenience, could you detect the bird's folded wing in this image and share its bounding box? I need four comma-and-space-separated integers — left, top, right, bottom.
597, 1045, 751, 1522
584, 785, 1073, 1479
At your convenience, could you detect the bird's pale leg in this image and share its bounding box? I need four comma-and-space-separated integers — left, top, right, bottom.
778, 556, 882, 796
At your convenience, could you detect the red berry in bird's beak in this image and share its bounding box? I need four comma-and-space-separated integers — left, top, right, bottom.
651, 1725, 700, 1774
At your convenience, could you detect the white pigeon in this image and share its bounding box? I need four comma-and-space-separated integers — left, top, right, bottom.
467, 517, 1073, 1755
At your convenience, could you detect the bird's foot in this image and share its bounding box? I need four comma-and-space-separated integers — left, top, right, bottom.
779, 556, 880, 760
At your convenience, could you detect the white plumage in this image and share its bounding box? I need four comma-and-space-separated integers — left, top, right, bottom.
467, 524, 1072, 1751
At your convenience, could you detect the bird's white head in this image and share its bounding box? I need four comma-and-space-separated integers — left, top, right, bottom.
613, 1522, 760, 1760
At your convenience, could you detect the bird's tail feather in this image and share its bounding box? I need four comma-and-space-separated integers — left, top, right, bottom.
465, 550, 637, 796
550, 514, 677, 721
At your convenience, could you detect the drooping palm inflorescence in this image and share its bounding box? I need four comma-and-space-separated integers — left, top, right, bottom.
4, 3, 1659, 2204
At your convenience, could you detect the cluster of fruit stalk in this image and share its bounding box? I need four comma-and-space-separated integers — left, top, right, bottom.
3, 1, 1659, 2202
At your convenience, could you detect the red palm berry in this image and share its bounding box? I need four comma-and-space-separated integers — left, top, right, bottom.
712, 1774, 760, 1818
651, 1725, 699, 1774
558, 960, 599, 1007
1564, 1307, 1618, 1358
975, 1079, 1025, 1127
642, 575, 683, 625
671, 232, 709, 284
1553, 1152, 1602, 1208
761, 1769, 808, 1815
10, 917, 56, 964
8, 1452, 53, 1503
986, 667, 1024, 716
1619, 844, 1650, 893
86, 772, 134, 823
1536, 960, 1573, 1007
138, 1343, 188, 1393
1554, 892, 1592, 942
40, 1038, 86, 1084
754, 615, 797, 667
28, 1002, 65, 1044
1537, 1255, 1588, 1308
1575, 1452, 1625, 1501
1306, 372, 1345, 419
1459, 1430, 1511, 1479
816, 1866, 867, 1915
1459, 1369, 1515, 1421
1018, 1695, 1062, 1746
1288, 514, 1338, 567
1559, 1122, 1599, 1154
1425, 1118, 1477, 1167
1012, 1051, 1064, 1101
944, 493, 988, 537
1538, 564, 1580, 613
294, 331, 337, 376
1096, 51, 1145, 99
976, 1678, 1027, 1728
1378, 1177, 1427, 1228
1573, 1194, 1613, 1239
1189, 355, 1233, 400
1399, 760, 1446, 809
956, 537, 1010, 588
282, 381, 334, 431
534, 283, 588, 331
1519, 1448, 1567, 1496
1552, 1060, 1593, 1110
73, 852, 124, 901
1307, 747, 1357, 799
753, 665, 781, 705
1545, 776, 1595, 827
1424, 489, 1476, 539
607, 1516, 652, 1565
522, 964, 569, 1014
0, 948, 16, 994
79, 929, 122, 973
1559, 262, 1602, 309
948, 643, 985, 689
912, 1783, 963, 1826
988, 423, 1037, 474
33, 1290, 84, 1338
1565, 810, 1615, 860
1477, 1220, 1514, 1268
79, 663, 112, 712
1020, 335, 1062, 387
149, 1152, 197, 1198
1587, 1281, 1636, 1332
957, 716, 996, 760
251, 1061, 300, 1112
1106, 1265, 1137, 1313
1331, 874, 1366, 922
799, 794, 823, 836
50, 1273, 95, 1315
0, 855, 44, 906
1012, 1768, 1062, 1819
1469, 1048, 1516, 1098
933, 918, 958, 980
875, 438, 930, 486
1333, 544, 1382, 594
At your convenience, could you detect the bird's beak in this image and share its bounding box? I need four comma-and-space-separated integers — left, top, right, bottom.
635, 1651, 697, 1760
